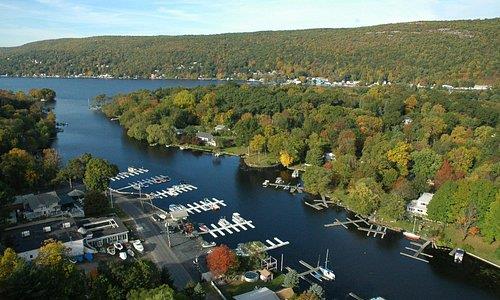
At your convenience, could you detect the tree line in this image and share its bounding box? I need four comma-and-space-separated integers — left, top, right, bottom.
101, 83, 499, 246
1, 18, 498, 85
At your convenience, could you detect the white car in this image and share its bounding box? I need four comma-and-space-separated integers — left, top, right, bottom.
119, 251, 127, 260
132, 240, 144, 253
113, 242, 123, 250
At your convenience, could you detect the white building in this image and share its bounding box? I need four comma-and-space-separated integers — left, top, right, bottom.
407, 193, 434, 216
14, 191, 62, 221
76, 217, 129, 248
196, 132, 217, 147
234, 287, 280, 300
3, 218, 84, 261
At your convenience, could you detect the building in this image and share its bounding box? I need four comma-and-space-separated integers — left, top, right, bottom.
234, 287, 280, 300
214, 124, 227, 132
14, 191, 63, 221
76, 217, 129, 248
407, 193, 434, 216
3, 217, 84, 261
196, 132, 217, 147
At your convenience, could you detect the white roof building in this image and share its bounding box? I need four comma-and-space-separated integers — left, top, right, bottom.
407, 192, 434, 216
234, 287, 280, 300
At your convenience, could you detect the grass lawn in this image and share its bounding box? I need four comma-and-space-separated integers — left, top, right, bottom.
244, 153, 279, 167
224, 146, 247, 156
222, 274, 285, 298
441, 226, 500, 265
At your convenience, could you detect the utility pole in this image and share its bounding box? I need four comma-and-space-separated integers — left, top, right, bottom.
165, 221, 171, 247
109, 188, 114, 209
280, 253, 284, 272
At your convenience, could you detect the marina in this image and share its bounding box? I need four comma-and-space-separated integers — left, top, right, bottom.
200, 213, 255, 238
110, 167, 149, 181
184, 198, 226, 214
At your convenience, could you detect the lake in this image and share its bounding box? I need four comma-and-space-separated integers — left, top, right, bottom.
1, 77, 498, 299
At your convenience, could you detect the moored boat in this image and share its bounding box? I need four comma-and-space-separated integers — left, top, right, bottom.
292, 169, 299, 178
202, 241, 216, 248
262, 180, 269, 186
127, 249, 135, 257
119, 251, 127, 260
232, 212, 245, 223
106, 245, 116, 255
199, 224, 209, 232
403, 231, 421, 241
113, 242, 123, 251
218, 217, 230, 226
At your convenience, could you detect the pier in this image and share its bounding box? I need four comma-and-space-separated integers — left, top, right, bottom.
262, 180, 304, 193
185, 198, 227, 214
263, 237, 290, 251
285, 258, 330, 283
324, 215, 388, 238
400, 240, 433, 263
149, 184, 198, 199
110, 167, 148, 181
113, 174, 170, 191
304, 195, 335, 211
200, 214, 255, 238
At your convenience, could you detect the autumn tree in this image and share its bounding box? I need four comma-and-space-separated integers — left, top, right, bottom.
411, 148, 442, 181
387, 141, 412, 176
249, 134, 266, 154
302, 166, 331, 195
206, 245, 238, 276
84, 157, 118, 192
279, 151, 294, 167
346, 178, 383, 216
434, 160, 456, 188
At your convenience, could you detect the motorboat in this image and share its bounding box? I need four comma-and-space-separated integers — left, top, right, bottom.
132, 240, 144, 253
262, 180, 269, 187
232, 213, 245, 223
311, 271, 323, 281
106, 245, 116, 255
292, 169, 299, 178
113, 242, 123, 251
211, 203, 220, 211
119, 251, 127, 260
199, 224, 209, 232
403, 231, 421, 241
127, 249, 135, 257
275, 177, 284, 184
218, 217, 230, 227
127, 166, 137, 173
454, 248, 465, 263
201, 241, 216, 248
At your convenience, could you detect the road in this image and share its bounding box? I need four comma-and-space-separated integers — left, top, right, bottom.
113, 193, 197, 289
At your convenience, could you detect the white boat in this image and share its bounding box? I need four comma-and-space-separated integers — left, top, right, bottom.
262, 180, 269, 187
320, 249, 336, 280
275, 177, 284, 184
132, 240, 144, 253
179, 145, 186, 150
403, 217, 421, 241
106, 246, 116, 255
119, 251, 127, 260
202, 241, 216, 248
158, 213, 167, 220
292, 169, 299, 178
232, 213, 245, 223
199, 224, 209, 232
127, 166, 137, 173
113, 242, 123, 251
218, 217, 230, 227
127, 249, 135, 257
211, 203, 220, 211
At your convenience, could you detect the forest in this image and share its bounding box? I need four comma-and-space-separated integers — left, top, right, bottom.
101, 83, 499, 257
0, 18, 499, 85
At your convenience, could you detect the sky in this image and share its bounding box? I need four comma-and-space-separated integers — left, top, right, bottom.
0, 0, 499, 47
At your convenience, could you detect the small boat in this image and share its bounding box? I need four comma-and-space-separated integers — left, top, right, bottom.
275, 177, 284, 184
68, 257, 77, 264
132, 240, 144, 253
107, 245, 116, 255
127, 166, 137, 173
149, 143, 158, 147
292, 169, 299, 178
199, 224, 209, 232
403, 217, 420, 241
454, 248, 465, 263
232, 213, 245, 223
211, 203, 220, 211
119, 251, 127, 260
202, 241, 216, 248
113, 242, 123, 251
262, 180, 269, 187
127, 249, 135, 257
214, 152, 221, 157
110, 117, 119, 121
154, 178, 162, 184
311, 271, 323, 281
179, 145, 186, 150
218, 217, 230, 227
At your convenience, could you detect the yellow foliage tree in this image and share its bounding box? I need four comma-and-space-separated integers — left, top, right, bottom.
0, 248, 25, 281
387, 141, 412, 176
280, 151, 294, 167
35, 239, 68, 267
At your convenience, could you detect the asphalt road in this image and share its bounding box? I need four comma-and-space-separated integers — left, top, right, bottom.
113, 193, 197, 289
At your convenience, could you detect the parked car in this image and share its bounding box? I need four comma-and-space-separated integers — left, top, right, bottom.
151, 214, 161, 222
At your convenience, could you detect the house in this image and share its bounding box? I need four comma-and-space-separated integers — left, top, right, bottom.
403, 116, 413, 125
325, 152, 336, 161
214, 124, 227, 132
76, 217, 129, 248
3, 217, 84, 261
196, 132, 217, 147
14, 191, 63, 221
407, 193, 434, 216
234, 287, 280, 300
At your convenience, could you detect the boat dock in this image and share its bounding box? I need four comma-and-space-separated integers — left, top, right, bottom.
114, 175, 170, 191
285, 259, 328, 283
263, 237, 290, 251
185, 198, 227, 214
400, 240, 433, 263
110, 167, 149, 181
324, 215, 388, 238
304, 195, 335, 211
201, 214, 256, 238
149, 184, 198, 199
262, 180, 304, 193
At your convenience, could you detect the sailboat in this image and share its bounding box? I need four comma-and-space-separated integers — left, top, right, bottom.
403, 217, 421, 241
319, 249, 336, 280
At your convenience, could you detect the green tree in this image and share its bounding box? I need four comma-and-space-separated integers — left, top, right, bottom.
282, 269, 299, 289
482, 198, 500, 243
305, 147, 324, 166
84, 158, 118, 191
377, 193, 405, 220
427, 181, 459, 223
302, 166, 331, 195
346, 178, 383, 216
127, 284, 174, 300
411, 148, 442, 180
84, 191, 111, 217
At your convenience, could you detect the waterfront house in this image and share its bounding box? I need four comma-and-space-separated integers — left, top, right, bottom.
3, 217, 84, 261
76, 217, 129, 248
406, 193, 434, 216
196, 132, 217, 147
14, 191, 63, 221
214, 124, 227, 132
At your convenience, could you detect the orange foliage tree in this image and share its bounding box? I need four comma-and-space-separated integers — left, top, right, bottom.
206, 245, 238, 276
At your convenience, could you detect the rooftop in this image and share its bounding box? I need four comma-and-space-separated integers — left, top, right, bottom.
14, 191, 61, 210
234, 287, 280, 300
196, 132, 215, 140
3, 217, 83, 253
76, 216, 128, 240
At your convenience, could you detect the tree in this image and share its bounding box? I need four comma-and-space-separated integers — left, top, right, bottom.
411, 148, 442, 180
58, 153, 92, 187
249, 134, 266, 154
127, 284, 174, 300
84, 158, 118, 191
302, 166, 331, 195
279, 151, 294, 167
35, 239, 67, 267
482, 199, 500, 243
0, 248, 24, 281
447, 146, 477, 174
434, 160, 456, 188
173, 90, 195, 111
427, 181, 458, 223
346, 178, 383, 216
41, 148, 60, 183
308, 283, 325, 300
29, 88, 56, 101
377, 193, 405, 221
84, 191, 111, 217
305, 147, 324, 166
0, 148, 38, 190
387, 141, 412, 176
282, 269, 299, 289
206, 245, 238, 276
193, 283, 205, 299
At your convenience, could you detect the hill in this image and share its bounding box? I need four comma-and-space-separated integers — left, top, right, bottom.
0, 18, 498, 85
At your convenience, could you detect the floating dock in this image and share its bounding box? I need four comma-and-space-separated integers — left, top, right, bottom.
200, 214, 255, 238
114, 174, 170, 191
262, 180, 304, 193
149, 184, 198, 199
185, 198, 227, 214
263, 237, 290, 251
400, 240, 433, 263
304, 195, 335, 211
110, 167, 148, 181
285, 259, 329, 283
